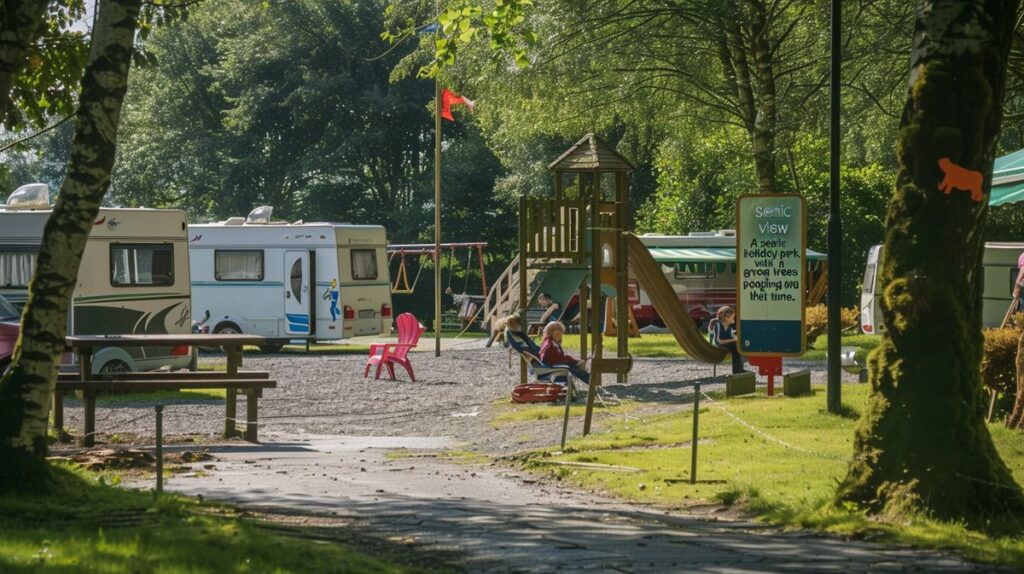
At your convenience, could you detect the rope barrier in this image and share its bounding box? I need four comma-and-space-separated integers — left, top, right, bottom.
698, 390, 846, 461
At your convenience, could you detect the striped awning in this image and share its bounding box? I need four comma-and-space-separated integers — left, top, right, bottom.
647, 247, 827, 263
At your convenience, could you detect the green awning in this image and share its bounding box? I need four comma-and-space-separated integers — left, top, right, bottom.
990, 148, 1024, 207
647, 247, 826, 263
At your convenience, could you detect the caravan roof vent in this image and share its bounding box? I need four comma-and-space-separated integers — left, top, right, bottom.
246, 206, 273, 224
5, 183, 50, 210
223, 217, 245, 226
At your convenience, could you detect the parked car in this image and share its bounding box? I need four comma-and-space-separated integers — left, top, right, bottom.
0, 294, 20, 372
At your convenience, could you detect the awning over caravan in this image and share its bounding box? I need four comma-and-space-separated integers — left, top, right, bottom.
646, 247, 827, 263
989, 148, 1024, 207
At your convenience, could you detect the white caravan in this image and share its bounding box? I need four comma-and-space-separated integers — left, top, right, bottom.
0, 184, 193, 374
188, 207, 393, 351
860, 242, 1024, 333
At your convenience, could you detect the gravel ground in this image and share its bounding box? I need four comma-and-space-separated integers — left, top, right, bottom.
56, 339, 860, 454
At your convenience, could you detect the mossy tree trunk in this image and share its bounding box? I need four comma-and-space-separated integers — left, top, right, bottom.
837, 0, 1024, 520
0, 0, 49, 124
0, 0, 141, 491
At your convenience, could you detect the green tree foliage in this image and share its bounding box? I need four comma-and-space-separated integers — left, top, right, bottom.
0, 0, 89, 130
111, 0, 508, 245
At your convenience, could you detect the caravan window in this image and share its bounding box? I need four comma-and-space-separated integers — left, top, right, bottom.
215, 250, 264, 281
0, 250, 37, 287
351, 249, 378, 280
110, 243, 174, 287
674, 262, 717, 280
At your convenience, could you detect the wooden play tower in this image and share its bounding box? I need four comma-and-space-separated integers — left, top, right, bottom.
518, 133, 634, 434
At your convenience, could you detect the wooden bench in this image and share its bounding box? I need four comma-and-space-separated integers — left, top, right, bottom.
53, 375, 276, 446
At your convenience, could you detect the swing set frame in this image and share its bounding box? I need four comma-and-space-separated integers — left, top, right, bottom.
387, 242, 489, 296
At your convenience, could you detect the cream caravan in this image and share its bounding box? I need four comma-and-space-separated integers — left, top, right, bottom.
861, 242, 1024, 333
0, 184, 193, 374
188, 207, 393, 352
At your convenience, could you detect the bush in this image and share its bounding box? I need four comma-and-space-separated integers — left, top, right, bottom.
982, 326, 1022, 396
805, 305, 860, 343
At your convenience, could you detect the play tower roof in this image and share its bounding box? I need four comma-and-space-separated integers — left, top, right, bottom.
547, 133, 634, 173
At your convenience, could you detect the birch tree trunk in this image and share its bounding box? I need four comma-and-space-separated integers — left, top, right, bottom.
0, 0, 49, 124
836, 0, 1024, 520
717, 0, 777, 194
0, 0, 141, 490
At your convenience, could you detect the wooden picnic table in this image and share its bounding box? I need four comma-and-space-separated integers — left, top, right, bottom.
62, 334, 272, 446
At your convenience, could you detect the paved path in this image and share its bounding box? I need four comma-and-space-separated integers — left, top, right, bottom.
152, 434, 995, 573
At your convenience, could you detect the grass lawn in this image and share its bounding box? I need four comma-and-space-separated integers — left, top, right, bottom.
802, 333, 882, 362
560, 332, 883, 361
238, 343, 372, 355
525, 384, 1024, 568
491, 399, 638, 427
0, 464, 450, 573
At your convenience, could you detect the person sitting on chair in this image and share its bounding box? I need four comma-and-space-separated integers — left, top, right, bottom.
539, 322, 589, 384
709, 306, 746, 374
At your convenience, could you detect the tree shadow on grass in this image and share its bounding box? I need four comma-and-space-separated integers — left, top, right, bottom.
0, 465, 459, 573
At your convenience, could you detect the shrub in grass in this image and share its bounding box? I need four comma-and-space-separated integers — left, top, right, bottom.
805, 305, 859, 343
982, 326, 1021, 397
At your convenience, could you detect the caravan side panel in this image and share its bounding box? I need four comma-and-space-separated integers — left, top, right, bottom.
336, 226, 392, 337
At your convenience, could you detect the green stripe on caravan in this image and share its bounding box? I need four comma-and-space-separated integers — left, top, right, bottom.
74, 293, 191, 304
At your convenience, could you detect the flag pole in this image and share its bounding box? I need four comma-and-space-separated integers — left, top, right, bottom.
434, 75, 442, 357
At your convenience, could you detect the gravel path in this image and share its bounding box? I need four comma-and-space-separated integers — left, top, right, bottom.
56, 339, 858, 454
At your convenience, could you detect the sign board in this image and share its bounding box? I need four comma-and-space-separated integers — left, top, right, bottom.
736, 194, 806, 356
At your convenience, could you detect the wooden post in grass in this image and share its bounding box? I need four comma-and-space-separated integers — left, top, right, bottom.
560, 381, 574, 450
691, 382, 700, 484
155, 405, 163, 496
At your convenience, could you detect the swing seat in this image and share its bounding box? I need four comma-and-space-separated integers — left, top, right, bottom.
364, 313, 425, 382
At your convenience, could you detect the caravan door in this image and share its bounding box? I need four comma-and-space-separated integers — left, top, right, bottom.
284, 250, 311, 335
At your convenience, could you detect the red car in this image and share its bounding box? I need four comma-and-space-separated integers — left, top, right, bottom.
0, 295, 19, 372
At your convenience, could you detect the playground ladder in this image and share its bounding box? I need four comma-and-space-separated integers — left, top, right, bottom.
482, 254, 522, 331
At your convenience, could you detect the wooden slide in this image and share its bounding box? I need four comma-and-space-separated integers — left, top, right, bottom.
626, 233, 728, 364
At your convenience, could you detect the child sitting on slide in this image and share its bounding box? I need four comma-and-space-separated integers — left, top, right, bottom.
496, 313, 541, 355
709, 306, 747, 374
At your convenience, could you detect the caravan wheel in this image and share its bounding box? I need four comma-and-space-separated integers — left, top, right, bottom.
98, 359, 130, 381
214, 323, 241, 335
213, 323, 241, 354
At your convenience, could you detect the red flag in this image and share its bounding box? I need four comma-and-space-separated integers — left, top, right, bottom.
440, 88, 474, 122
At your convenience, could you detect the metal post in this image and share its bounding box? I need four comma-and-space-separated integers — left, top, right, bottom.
155, 405, 164, 496
826, 0, 843, 414
584, 173, 602, 435
560, 380, 574, 450
434, 75, 442, 358
690, 382, 700, 484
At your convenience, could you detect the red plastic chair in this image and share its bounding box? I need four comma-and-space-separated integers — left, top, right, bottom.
364, 312, 425, 382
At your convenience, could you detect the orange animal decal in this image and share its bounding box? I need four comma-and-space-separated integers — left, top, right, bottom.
937, 157, 984, 202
